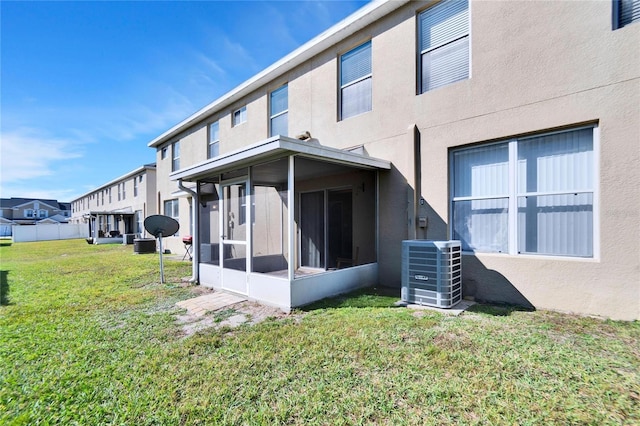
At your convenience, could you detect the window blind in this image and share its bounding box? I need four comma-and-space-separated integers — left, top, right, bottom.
419, 0, 469, 53
620, 0, 640, 27
340, 41, 371, 86
270, 85, 288, 116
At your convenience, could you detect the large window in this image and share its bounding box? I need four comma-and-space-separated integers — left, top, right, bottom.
270, 85, 288, 137
208, 121, 220, 159
451, 127, 595, 257
164, 199, 179, 220
269, 84, 289, 136
419, 0, 469, 93
172, 142, 180, 171
133, 177, 138, 197
340, 41, 372, 120
614, 0, 639, 29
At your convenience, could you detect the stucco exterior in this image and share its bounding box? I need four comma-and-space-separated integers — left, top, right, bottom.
148, 0, 639, 319
70, 164, 157, 238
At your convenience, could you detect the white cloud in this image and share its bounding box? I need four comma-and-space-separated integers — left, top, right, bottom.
0, 127, 83, 183
194, 51, 226, 77
0, 183, 82, 203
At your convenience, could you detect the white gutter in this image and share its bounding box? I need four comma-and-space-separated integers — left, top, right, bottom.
147, 0, 409, 148
177, 179, 199, 284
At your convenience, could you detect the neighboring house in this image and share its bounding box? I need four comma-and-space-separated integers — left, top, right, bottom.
0, 198, 72, 233
70, 164, 157, 242
147, 0, 640, 319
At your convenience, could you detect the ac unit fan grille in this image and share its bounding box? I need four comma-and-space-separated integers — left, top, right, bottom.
401, 240, 462, 308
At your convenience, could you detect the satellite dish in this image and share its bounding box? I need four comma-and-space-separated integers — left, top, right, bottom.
144, 215, 179, 238
143, 215, 180, 284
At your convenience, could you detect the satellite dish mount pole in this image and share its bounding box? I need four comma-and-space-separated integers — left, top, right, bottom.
158, 232, 165, 284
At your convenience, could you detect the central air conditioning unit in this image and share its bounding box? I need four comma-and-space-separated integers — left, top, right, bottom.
401, 240, 462, 308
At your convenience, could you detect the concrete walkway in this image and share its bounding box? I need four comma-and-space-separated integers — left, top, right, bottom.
176, 291, 246, 317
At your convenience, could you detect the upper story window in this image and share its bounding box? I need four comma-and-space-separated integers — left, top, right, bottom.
172, 141, 180, 171
233, 106, 247, 127
208, 121, 220, 159
419, 0, 469, 93
108, 187, 112, 203
117, 184, 122, 201
122, 182, 126, 200
134, 176, 139, 197
24, 209, 34, 218
161, 146, 168, 160
614, 0, 639, 29
38, 209, 48, 219
270, 85, 288, 137
451, 126, 596, 258
340, 41, 372, 120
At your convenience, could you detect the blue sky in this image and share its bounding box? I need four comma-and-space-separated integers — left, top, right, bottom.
0, 0, 368, 202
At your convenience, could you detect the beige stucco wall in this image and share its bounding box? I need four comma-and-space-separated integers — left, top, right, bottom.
71, 167, 157, 236
153, 0, 639, 319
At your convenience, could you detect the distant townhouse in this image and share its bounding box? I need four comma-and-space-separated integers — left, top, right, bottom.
0, 198, 71, 236
147, 0, 640, 319
70, 164, 157, 242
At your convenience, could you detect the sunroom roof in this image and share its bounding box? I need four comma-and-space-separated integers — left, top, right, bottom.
169, 136, 391, 182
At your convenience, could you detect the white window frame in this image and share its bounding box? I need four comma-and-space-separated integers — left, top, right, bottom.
269, 85, 288, 137
117, 184, 121, 201
25, 209, 34, 218
172, 141, 180, 172
208, 121, 220, 159
233, 106, 247, 127
134, 177, 138, 197
450, 126, 599, 259
339, 41, 372, 120
418, 0, 470, 94
164, 199, 180, 223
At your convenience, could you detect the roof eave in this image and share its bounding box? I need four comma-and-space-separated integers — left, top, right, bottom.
148, 0, 409, 149
169, 135, 391, 182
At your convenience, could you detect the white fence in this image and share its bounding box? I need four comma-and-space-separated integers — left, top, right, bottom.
0, 225, 11, 237
12, 224, 86, 243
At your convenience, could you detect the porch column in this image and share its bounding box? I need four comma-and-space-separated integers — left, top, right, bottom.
288, 155, 295, 281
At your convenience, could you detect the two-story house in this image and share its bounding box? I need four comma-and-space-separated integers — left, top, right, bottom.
70, 164, 157, 242
0, 198, 72, 235
147, 0, 639, 319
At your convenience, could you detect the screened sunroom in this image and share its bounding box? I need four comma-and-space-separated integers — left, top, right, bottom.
170, 136, 390, 311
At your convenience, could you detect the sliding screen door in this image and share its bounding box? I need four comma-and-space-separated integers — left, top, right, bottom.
300, 191, 325, 268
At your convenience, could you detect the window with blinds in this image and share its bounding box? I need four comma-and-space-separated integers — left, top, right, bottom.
419, 0, 469, 93
615, 0, 640, 28
270, 85, 288, 137
451, 127, 596, 258
172, 141, 180, 172
340, 41, 372, 120
208, 121, 219, 159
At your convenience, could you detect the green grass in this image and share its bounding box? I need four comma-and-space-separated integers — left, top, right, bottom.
1, 240, 639, 425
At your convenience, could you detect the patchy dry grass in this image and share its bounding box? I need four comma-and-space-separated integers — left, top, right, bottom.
1, 240, 638, 425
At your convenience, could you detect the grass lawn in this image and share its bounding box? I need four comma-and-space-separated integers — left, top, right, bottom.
1, 239, 638, 425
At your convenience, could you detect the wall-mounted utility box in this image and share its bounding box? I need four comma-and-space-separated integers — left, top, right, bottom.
401, 240, 462, 308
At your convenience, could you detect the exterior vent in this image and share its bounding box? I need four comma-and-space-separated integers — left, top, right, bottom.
401, 240, 462, 308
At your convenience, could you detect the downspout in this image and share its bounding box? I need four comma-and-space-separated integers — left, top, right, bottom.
412, 124, 427, 240
177, 179, 199, 284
